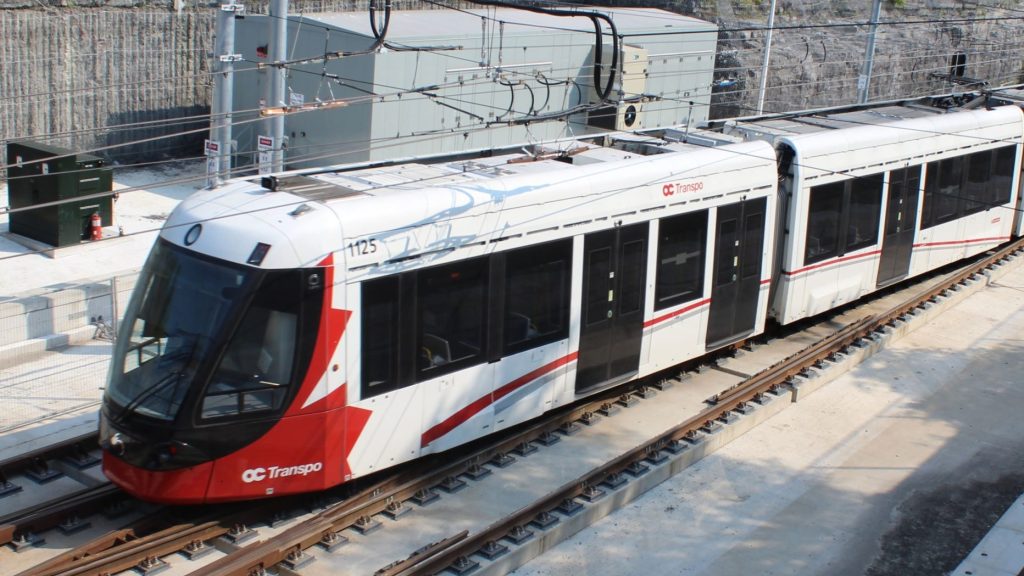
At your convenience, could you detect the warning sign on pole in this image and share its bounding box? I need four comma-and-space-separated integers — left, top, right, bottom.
205, 139, 220, 187
257, 135, 274, 176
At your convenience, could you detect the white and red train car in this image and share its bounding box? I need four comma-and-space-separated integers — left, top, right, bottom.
100, 96, 1023, 503
724, 103, 1024, 323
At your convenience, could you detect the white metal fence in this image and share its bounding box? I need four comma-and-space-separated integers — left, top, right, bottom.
0, 271, 138, 433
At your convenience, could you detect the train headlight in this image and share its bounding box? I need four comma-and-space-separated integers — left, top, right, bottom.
109, 433, 126, 456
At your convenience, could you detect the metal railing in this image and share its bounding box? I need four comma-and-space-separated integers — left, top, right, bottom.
0, 271, 138, 434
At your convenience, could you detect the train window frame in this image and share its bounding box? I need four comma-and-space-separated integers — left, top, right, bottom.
654, 210, 708, 311
360, 275, 401, 399
991, 146, 1016, 208
922, 156, 964, 228
845, 174, 883, 253
804, 181, 844, 265
198, 268, 321, 422
963, 148, 992, 215
416, 256, 489, 381
922, 147, 1017, 230
502, 239, 572, 357
804, 175, 883, 266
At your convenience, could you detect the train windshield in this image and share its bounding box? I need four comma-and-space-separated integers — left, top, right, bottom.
106, 240, 255, 421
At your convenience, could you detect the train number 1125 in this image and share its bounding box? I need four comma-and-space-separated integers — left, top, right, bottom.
348, 238, 378, 256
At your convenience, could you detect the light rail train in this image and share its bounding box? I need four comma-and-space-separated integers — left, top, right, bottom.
100, 92, 1024, 503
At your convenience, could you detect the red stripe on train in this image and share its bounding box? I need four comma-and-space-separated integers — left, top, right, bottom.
913, 236, 1008, 248
782, 250, 882, 278
643, 298, 711, 329
420, 352, 579, 448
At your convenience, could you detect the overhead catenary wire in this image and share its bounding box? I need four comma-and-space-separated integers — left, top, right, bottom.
5, 102, 1021, 265
2, 3, 1024, 187
4, 83, 1024, 251
1, 31, 1020, 175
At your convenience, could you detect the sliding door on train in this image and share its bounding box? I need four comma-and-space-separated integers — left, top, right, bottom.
576, 223, 649, 392
877, 166, 920, 287
706, 198, 766, 349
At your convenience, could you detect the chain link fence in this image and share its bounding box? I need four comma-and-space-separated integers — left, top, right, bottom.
0, 271, 138, 433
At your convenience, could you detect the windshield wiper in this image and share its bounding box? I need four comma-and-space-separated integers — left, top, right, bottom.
114, 337, 198, 423
115, 369, 185, 423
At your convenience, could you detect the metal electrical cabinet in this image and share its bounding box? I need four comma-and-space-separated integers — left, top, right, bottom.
230, 8, 718, 170
6, 141, 113, 247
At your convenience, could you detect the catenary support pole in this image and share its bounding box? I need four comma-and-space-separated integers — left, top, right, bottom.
756, 0, 777, 115
267, 0, 288, 172
212, 1, 242, 185
859, 0, 883, 104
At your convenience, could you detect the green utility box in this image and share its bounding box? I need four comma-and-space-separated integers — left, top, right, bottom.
6, 141, 114, 247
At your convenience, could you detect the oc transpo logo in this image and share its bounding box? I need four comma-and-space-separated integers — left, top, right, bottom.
241, 462, 323, 483
661, 180, 704, 197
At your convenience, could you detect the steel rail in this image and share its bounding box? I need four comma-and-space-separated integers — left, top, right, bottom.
0, 432, 98, 477
17, 517, 231, 576
0, 483, 122, 547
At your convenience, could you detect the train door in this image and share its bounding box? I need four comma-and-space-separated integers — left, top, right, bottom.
877, 166, 920, 287
575, 223, 648, 392
1013, 147, 1024, 237
706, 197, 766, 349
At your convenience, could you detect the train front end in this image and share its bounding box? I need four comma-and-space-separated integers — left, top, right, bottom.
99, 182, 352, 503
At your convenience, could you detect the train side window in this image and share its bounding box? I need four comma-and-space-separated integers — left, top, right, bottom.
991, 145, 1016, 207
845, 175, 883, 252
361, 276, 400, 399
804, 182, 843, 264
417, 257, 487, 378
503, 239, 572, 355
922, 163, 938, 229
655, 210, 707, 310
963, 149, 992, 215
923, 156, 963, 228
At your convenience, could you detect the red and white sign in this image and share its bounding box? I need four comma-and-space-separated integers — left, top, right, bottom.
258, 135, 274, 175
205, 139, 221, 187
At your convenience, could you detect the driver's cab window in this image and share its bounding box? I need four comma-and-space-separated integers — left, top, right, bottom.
202, 271, 300, 419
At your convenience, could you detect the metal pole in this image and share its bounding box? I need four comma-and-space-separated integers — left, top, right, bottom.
213, 1, 242, 184
110, 276, 119, 340
267, 0, 288, 172
756, 0, 777, 115
859, 0, 883, 104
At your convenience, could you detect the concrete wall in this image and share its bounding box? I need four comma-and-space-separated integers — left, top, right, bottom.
0, 270, 138, 366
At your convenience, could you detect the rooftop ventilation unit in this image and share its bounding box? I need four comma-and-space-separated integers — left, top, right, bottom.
588, 44, 648, 132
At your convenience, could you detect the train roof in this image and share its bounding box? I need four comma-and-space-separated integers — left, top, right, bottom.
254, 131, 732, 203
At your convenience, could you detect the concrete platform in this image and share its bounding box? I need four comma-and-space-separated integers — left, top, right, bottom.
954, 494, 1024, 576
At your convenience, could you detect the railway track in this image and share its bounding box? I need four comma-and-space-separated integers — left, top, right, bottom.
2, 239, 1020, 576
0, 432, 118, 550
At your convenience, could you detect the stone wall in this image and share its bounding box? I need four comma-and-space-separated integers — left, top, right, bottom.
1, 0, 1022, 163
